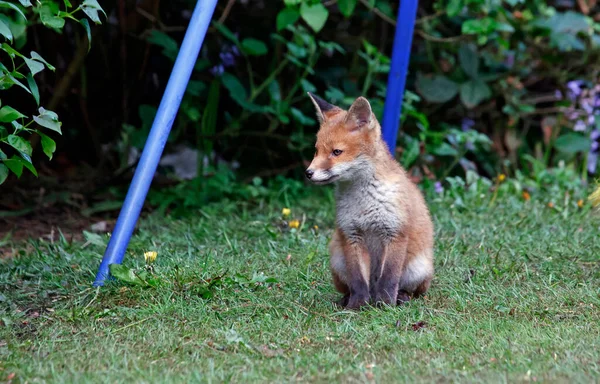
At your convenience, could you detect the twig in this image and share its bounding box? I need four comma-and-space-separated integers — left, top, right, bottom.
217, 0, 236, 24
359, 0, 396, 25
416, 30, 465, 43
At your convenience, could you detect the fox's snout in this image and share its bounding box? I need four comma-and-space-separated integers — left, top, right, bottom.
305, 169, 314, 179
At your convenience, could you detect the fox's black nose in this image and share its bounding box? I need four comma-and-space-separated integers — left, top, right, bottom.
305, 169, 314, 179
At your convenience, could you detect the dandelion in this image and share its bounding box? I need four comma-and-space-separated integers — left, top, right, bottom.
522, 191, 530, 201
498, 174, 506, 183
547, 202, 554, 208
577, 199, 584, 208
313, 225, 319, 230
144, 251, 157, 264
288, 220, 300, 229
281, 208, 291, 217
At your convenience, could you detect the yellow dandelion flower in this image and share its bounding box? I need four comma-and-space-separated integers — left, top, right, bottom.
588, 184, 600, 208
498, 174, 506, 183
288, 220, 300, 229
577, 199, 584, 208
522, 191, 530, 201
281, 208, 291, 217
313, 225, 318, 230
547, 202, 554, 208
144, 251, 157, 264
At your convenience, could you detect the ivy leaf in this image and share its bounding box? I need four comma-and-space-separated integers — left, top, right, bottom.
38, 131, 56, 160
0, 18, 12, 42
338, 0, 357, 17
0, 1, 26, 20
554, 133, 592, 153
0, 106, 25, 122
300, 2, 328, 33
81, 0, 105, 24
26, 73, 39, 105
24, 57, 44, 76
7, 134, 32, 156
39, 4, 65, 29
459, 79, 491, 108
416, 73, 459, 103
0, 163, 8, 184
458, 44, 478, 79
33, 107, 62, 134
31, 52, 55, 71
80, 18, 92, 51
241, 38, 268, 56
276, 7, 299, 31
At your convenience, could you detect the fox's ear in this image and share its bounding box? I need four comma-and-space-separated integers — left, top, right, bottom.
345, 97, 373, 130
307, 92, 340, 124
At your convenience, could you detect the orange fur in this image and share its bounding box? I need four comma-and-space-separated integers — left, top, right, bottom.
305, 93, 434, 309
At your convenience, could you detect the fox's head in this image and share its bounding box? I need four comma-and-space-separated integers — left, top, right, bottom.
305, 93, 383, 185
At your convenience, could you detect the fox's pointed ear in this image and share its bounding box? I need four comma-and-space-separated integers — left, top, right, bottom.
307, 92, 340, 124
345, 96, 373, 130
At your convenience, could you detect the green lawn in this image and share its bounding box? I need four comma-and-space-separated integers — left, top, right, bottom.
1, 181, 600, 383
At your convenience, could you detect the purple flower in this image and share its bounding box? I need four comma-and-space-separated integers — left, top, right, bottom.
503, 52, 515, 68
555, 90, 563, 99
591, 129, 600, 141
588, 152, 598, 174
210, 64, 224, 76
434, 181, 444, 194
574, 120, 586, 131
461, 118, 475, 131
219, 51, 236, 67
589, 115, 595, 125
567, 80, 584, 99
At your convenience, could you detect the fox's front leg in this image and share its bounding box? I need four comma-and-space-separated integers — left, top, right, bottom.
342, 239, 371, 310
373, 234, 408, 306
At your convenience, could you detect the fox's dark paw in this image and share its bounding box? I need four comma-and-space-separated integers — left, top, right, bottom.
396, 290, 411, 305
345, 293, 370, 310
337, 294, 350, 308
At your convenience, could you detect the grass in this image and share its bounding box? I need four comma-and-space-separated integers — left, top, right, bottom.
1, 180, 600, 383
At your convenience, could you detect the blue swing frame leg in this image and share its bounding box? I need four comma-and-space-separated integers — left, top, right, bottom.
93, 0, 218, 287
381, 0, 419, 152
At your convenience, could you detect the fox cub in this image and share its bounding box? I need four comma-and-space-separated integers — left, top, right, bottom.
305, 93, 434, 310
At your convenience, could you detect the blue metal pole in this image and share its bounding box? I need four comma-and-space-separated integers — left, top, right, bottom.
381, 0, 419, 153
93, 0, 218, 286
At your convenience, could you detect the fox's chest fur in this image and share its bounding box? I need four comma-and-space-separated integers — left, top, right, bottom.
335, 177, 405, 245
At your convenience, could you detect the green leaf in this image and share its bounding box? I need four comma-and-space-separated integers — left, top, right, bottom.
212, 22, 240, 45
338, 0, 357, 17
7, 134, 32, 156
17, 152, 36, 176
554, 133, 592, 153
0, 106, 25, 122
38, 131, 56, 160
109, 264, 151, 286
2, 72, 31, 94
415, 73, 459, 103
147, 30, 178, 60
0, 18, 12, 42
221, 72, 248, 101
1, 43, 22, 58
0, 126, 7, 140
446, 0, 463, 17
276, 7, 300, 31
3, 156, 22, 177
33, 107, 62, 134
300, 79, 316, 93
63, 0, 72, 8
268, 80, 281, 102
0, 163, 7, 184
24, 57, 44, 76
26, 73, 39, 105
458, 44, 478, 79
186, 80, 206, 97
39, 4, 65, 29
81, 0, 105, 24
459, 79, 491, 108
300, 2, 328, 33
0, 1, 26, 20
80, 18, 92, 51
31, 52, 55, 71
290, 107, 315, 125
241, 38, 268, 56
462, 17, 497, 35
18, 0, 32, 6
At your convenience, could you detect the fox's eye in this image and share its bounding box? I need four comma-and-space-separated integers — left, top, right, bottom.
332, 149, 343, 156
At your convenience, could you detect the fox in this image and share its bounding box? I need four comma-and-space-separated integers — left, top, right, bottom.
305, 92, 434, 310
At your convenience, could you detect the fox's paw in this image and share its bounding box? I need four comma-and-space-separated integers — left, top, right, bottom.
336, 294, 350, 308
396, 290, 411, 305
345, 293, 370, 310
